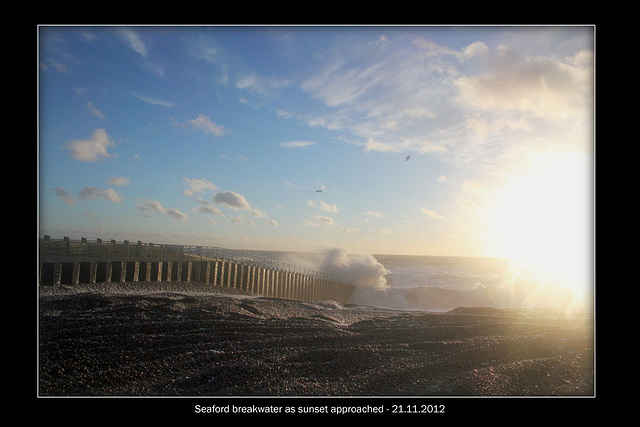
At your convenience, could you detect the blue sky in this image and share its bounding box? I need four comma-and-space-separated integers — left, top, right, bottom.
38, 25, 594, 262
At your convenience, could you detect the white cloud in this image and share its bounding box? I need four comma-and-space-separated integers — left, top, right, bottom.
320, 202, 339, 213
454, 47, 593, 122
78, 186, 123, 203
136, 199, 189, 221
249, 208, 268, 218
107, 176, 130, 187
235, 75, 263, 92
455, 197, 482, 213
86, 101, 105, 119
119, 28, 148, 57
236, 73, 291, 95
307, 200, 339, 213
132, 93, 176, 108
65, 129, 116, 162
81, 31, 98, 42
302, 54, 390, 108
301, 36, 458, 150
212, 190, 266, 218
412, 37, 460, 58
421, 208, 445, 219
461, 180, 487, 194
364, 137, 447, 155
230, 216, 256, 226
116, 29, 163, 76
192, 43, 218, 64
186, 114, 227, 136
213, 190, 251, 210
297, 31, 592, 171
193, 204, 224, 216
305, 215, 334, 227
220, 154, 248, 163
461, 41, 489, 60
396, 220, 416, 230
137, 199, 165, 213
183, 177, 218, 196
403, 108, 436, 119
364, 138, 399, 153
281, 141, 316, 148
364, 210, 389, 219
166, 208, 189, 221
52, 187, 74, 205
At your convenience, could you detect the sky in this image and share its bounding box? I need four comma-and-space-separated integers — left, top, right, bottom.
38, 25, 594, 265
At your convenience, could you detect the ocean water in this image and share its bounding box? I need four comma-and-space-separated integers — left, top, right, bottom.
247, 248, 592, 313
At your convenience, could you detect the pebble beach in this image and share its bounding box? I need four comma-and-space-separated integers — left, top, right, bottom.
38, 282, 594, 397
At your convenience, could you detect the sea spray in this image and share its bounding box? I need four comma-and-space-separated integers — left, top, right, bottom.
310, 248, 495, 310
256, 249, 591, 313
319, 248, 389, 290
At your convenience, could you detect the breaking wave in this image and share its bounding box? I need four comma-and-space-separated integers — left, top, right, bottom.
316, 248, 589, 313
256, 248, 591, 313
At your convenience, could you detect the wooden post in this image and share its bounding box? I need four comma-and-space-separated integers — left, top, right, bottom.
105, 262, 113, 283
53, 263, 62, 286
71, 263, 80, 285
166, 261, 173, 282
89, 262, 97, 284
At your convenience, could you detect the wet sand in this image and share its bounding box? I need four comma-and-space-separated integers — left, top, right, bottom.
38, 282, 594, 397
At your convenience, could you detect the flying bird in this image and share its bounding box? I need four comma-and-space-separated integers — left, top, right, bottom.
315, 190, 323, 193
405, 155, 411, 161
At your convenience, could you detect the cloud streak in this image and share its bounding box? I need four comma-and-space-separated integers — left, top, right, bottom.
132, 93, 176, 108
281, 141, 316, 149
119, 28, 148, 57
295, 31, 593, 171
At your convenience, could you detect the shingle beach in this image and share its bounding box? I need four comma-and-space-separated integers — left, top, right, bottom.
38, 282, 593, 396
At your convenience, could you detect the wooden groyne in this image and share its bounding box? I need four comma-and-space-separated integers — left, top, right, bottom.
38, 236, 354, 303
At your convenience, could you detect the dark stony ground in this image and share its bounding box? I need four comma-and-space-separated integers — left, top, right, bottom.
38, 282, 594, 397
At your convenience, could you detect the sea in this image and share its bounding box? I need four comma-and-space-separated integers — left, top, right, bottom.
246, 248, 593, 314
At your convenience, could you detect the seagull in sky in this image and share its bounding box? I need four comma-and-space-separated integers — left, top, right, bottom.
405, 155, 411, 161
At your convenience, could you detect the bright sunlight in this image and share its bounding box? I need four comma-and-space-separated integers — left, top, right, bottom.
486, 151, 593, 312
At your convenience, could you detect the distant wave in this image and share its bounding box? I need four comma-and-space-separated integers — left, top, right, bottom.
352, 284, 492, 311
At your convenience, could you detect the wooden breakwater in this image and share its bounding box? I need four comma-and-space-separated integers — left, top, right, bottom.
38, 236, 355, 303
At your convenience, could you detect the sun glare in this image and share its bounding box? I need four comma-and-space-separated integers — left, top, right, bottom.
486, 151, 593, 311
